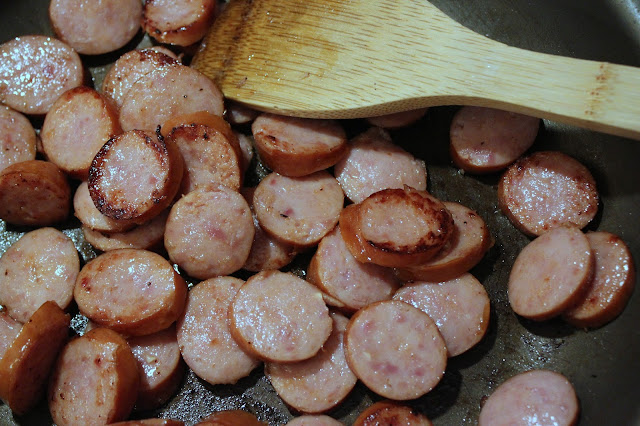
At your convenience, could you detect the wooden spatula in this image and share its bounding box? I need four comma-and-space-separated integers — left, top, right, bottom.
192, 0, 640, 140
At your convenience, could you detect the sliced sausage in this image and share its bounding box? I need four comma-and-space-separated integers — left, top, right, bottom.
235, 131, 255, 168
340, 187, 454, 267
353, 401, 432, 426
265, 312, 357, 414
74, 181, 138, 233
48, 327, 140, 425
41, 86, 122, 180
74, 248, 188, 336
395, 201, 492, 282
450, 106, 539, 174
478, 369, 579, 426
88, 129, 183, 221
128, 325, 186, 411
0, 35, 83, 115
164, 186, 254, 279
253, 171, 344, 247
82, 209, 169, 252
0, 312, 21, 361
177, 277, 260, 385
286, 415, 344, 426
195, 410, 265, 426
0, 105, 37, 173
508, 225, 593, 321
229, 270, 332, 363
0, 160, 71, 226
119, 65, 224, 132
498, 151, 599, 236
366, 107, 428, 129
102, 49, 179, 109
49, 0, 142, 55
307, 226, 399, 312
225, 100, 260, 126
251, 113, 347, 177
0, 302, 70, 415
112, 420, 184, 426
334, 127, 427, 203
393, 274, 491, 357
563, 231, 636, 328
0, 227, 79, 323
142, 0, 217, 46
344, 300, 447, 400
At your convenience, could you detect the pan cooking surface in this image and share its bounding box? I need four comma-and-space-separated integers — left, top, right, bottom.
0, 0, 639, 425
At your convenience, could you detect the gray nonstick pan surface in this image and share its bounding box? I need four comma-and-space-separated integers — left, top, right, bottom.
1, 0, 639, 425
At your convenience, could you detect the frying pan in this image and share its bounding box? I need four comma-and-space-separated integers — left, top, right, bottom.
1, 0, 639, 425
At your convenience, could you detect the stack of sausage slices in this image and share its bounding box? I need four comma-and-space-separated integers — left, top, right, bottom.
0, 0, 635, 424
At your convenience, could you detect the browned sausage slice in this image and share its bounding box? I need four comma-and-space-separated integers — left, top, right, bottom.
41, 86, 121, 180
195, 410, 265, 426
0, 312, 21, 361
353, 400, 432, 426
0, 302, 70, 415
0, 160, 71, 226
286, 415, 344, 426
74, 249, 188, 336
563, 231, 636, 328
74, 181, 138, 233
128, 325, 186, 411
478, 369, 579, 426
265, 311, 357, 413
393, 274, 491, 357
176, 277, 260, 385
0, 105, 37, 172
111, 420, 184, 426
225, 100, 259, 126
251, 113, 347, 177
119, 65, 224, 132
102, 49, 179, 109
344, 300, 447, 400
450, 106, 539, 174
0, 228, 79, 323
253, 171, 344, 247
508, 225, 593, 321
307, 226, 399, 312
0, 35, 84, 115
498, 151, 599, 236
366, 107, 428, 128
334, 127, 427, 203
340, 187, 454, 267
164, 186, 254, 279
88, 130, 183, 221
142, 0, 217, 46
229, 270, 332, 363
48, 327, 140, 425
49, 0, 142, 55
395, 201, 492, 282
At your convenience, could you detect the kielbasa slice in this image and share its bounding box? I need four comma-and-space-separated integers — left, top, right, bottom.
164, 186, 254, 279
0, 35, 83, 115
0, 227, 79, 323
229, 270, 332, 363
450, 106, 539, 174
344, 300, 447, 400
307, 226, 399, 312
0, 160, 71, 226
508, 225, 593, 321
74, 181, 138, 233
286, 415, 344, 426
478, 369, 579, 426
395, 201, 492, 282
41, 86, 122, 180
251, 113, 347, 177
353, 401, 432, 426
128, 325, 186, 411
0, 302, 70, 415
265, 312, 357, 414
334, 127, 427, 204
112, 420, 184, 426
48, 327, 140, 425
88, 129, 183, 221
142, 0, 217, 46
74, 248, 188, 336
119, 65, 224, 132
176, 277, 260, 385
49, 0, 142, 55
366, 107, 428, 129
225, 100, 260, 126
0, 105, 37, 173
195, 410, 265, 426
393, 274, 491, 357
498, 151, 599, 236
0, 312, 21, 361
253, 171, 344, 247
563, 231, 636, 328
